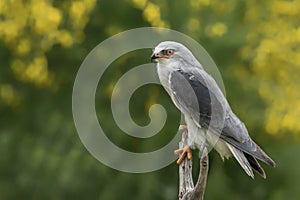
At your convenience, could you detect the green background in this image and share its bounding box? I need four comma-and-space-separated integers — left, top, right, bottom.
1, 0, 300, 199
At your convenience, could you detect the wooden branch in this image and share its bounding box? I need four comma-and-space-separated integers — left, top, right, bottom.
178, 127, 209, 200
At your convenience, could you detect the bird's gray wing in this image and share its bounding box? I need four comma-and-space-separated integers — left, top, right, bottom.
221, 112, 276, 167
169, 67, 230, 136
169, 68, 275, 167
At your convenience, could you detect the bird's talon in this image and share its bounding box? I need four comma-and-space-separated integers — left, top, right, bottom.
179, 125, 187, 131
174, 149, 183, 154
174, 145, 192, 165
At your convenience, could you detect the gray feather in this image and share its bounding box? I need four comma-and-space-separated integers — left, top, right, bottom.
226, 143, 254, 179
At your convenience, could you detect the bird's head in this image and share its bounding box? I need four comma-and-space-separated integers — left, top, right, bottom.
151, 41, 198, 66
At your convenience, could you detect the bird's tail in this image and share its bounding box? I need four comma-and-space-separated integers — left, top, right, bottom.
226, 143, 266, 179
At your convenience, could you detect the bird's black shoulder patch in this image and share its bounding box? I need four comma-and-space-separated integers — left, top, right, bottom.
170, 69, 212, 127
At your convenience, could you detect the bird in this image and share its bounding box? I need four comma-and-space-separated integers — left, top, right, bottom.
151, 41, 276, 179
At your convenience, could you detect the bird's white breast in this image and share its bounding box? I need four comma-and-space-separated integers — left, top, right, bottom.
156, 62, 179, 96
157, 61, 205, 148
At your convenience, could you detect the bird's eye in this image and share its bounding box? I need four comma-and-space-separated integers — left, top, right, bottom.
165, 49, 174, 56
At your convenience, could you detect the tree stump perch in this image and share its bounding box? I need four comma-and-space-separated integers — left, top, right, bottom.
178, 127, 209, 200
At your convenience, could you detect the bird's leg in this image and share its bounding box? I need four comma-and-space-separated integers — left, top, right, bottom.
174, 124, 192, 165
199, 140, 207, 155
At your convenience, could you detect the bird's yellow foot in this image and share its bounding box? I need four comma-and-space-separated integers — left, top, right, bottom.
178, 125, 187, 131
174, 145, 192, 165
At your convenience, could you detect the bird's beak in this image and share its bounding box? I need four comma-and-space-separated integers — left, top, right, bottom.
151, 52, 164, 62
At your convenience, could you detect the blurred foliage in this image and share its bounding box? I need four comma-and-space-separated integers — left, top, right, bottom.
1, 0, 300, 199
0, 0, 95, 91
241, 1, 300, 134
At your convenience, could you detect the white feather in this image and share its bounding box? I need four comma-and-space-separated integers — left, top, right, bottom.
226, 143, 254, 178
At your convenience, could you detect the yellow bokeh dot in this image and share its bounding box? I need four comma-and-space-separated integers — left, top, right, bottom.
0, 85, 14, 104
143, 3, 161, 24
58, 30, 73, 48
206, 22, 228, 38
0, 84, 20, 107
31, 1, 62, 35
132, 0, 147, 9
16, 39, 31, 56
211, 22, 227, 37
